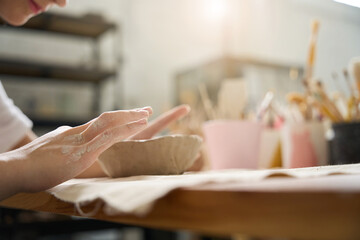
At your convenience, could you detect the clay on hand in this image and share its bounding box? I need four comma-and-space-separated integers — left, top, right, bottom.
76, 105, 192, 178
0, 107, 152, 200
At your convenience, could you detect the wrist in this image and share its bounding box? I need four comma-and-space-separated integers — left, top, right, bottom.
10, 131, 37, 151
0, 151, 26, 199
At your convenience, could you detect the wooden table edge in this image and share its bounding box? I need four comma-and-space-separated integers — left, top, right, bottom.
1, 184, 360, 240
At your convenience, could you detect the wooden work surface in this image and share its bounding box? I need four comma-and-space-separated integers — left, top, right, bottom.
1, 174, 360, 240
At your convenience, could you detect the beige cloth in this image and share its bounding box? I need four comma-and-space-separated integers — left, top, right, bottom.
49, 164, 360, 216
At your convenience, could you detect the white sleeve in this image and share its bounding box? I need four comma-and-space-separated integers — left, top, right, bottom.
0, 81, 33, 153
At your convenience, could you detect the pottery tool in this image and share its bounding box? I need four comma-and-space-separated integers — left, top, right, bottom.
198, 83, 217, 120
257, 91, 285, 128
305, 19, 320, 80
257, 91, 274, 121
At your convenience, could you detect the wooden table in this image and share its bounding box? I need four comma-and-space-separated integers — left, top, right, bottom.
1, 174, 360, 240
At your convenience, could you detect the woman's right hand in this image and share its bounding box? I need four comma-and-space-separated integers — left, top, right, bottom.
76, 105, 191, 178
0, 107, 152, 200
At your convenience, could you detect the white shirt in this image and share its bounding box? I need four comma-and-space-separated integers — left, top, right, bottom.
0, 81, 33, 153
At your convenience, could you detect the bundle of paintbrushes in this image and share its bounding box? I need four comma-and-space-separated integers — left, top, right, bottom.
287, 72, 360, 123
286, 18, 360, 123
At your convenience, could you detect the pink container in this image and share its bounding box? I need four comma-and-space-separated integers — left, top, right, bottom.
203, 120, 262, 170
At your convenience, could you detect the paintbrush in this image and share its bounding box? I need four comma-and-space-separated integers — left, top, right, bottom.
257, 91, 274, 121
343, 69, 357, 98
314, 81, 344, 122
332, 72, 347, 94
305, 19, 320, 80
333, 92, 348, 120
350, 58, 360, 96
343, 68, 360, 120
308, 96, 338, 122
286, 92, 305, 105
286, 92, 310, 120
302, 79, 314, 120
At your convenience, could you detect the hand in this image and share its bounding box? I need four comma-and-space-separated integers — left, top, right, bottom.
132, 104, 205, 171
129, 104, 190, 140
76, 105, 191, 178
0, 107, 151, 199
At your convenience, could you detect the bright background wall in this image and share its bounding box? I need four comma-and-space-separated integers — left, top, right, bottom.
1, 0, 360, 116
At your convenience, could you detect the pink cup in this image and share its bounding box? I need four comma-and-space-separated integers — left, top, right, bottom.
203, 120, 262, 170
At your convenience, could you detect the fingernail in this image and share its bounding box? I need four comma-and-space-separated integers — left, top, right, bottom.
142, 106, 153, 115
138, 110, 150, 116
137, 118, 148, 124
183, 104, 191, 112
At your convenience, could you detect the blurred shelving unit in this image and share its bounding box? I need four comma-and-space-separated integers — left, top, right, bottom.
175, 56, 304, 110
11, 12, 117, 38
0, 12, 120, 132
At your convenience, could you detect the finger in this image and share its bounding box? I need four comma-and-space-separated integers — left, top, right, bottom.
82, 110, 149, 141
63, 118, 148, 171
143, 106, 153, 115
63, 109, 150, 144
134, 106, 153, 116
84, 118, 148, 158
130, 104, 190, 140
67, 106, 152, 135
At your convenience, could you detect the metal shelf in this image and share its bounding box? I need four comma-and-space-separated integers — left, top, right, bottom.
0, 12, 117, 39
0, 58, 116, 83
0, 12, 120, 126
29, 116, 93, 128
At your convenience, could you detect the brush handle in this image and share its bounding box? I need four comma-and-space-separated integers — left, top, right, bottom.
352, 61, 360, 96
305, 20, 319, 79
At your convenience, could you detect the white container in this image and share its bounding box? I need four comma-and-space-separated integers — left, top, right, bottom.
281, 121, 327, 168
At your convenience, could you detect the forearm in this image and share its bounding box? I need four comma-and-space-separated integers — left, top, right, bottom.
8, 130, 107, 179
0, 152, 24, 200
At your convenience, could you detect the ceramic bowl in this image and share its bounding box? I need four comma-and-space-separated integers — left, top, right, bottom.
98, 134, 203, 178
